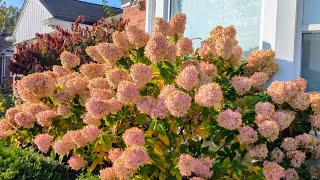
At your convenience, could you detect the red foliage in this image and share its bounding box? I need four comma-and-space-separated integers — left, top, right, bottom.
10, 16, 128, 75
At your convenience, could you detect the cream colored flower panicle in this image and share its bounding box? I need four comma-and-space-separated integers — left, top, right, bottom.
80, 63, 105, 79
145, 35, 168, 63
85, 46, 106, 64
165, 90, 192, 117
126, 25, 150, 48
33, 134, 54, 153
116, 81, 139, 104
217, 109, 242, 130
97, 43, 124, 67
112, 31, 130, 51
153, 17, 171, 36
106, 68, 129, 89
17, 73, 56, 100
68, 155, 87, 170
88, 77, 110, 90
60, 51, 80, 69
230, 76, 252, 96
176, 37, 194, 56
130, 63, 153, 88
169, 13, 187, 37
52, 65, 71, 77
176, 65, 199, 91
195, 82, 223, 107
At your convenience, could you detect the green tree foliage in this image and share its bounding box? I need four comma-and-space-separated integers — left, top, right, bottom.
0, 0, 20, 33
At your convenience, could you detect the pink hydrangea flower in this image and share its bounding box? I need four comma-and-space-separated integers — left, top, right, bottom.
285, 168, 299, 180
60, 51, 80, 69
153, 17, 171, 36
14, 112, 34, 129
250, 72, 269, 89
310, 93, 320, 114
231, 76, 252, 96
281, 137, 299, 152
255, 102, 275, 117
85, 46, 106, 64
33, 134, 54, 153
267, 81, 286, 104
178, 154, 196, 176
36, 110, 58, 127
287, 150, 306, 167
108, 148, 123, 162
262, 161, 285, 180
270, 148, 285, 163
288, 92, 310, 111
68, 155, 87, 170
258, 120, 280, 142
116, 81, 139, 103
130, 64, 153, 88
238, 125, 258, 144
106, 68, 129, 89
176, 37, 194, 56
123, 127, 145, 147
176, 65, 199, 90
217, 109, 242, 130
100, 168, 117, 180
126, 25, 150, 48
88, 77, 110, 90
145, 35, 168, 63
79, 63, 105, 79
122, 146, 150, 170
273, 110, 295, 130
97, 43, 124, 67
52, 65, 71, 78
112, 31, 130, 51
195, 82, 223, 107
165, 90, 192, 117
248, 144, 268, 160
169, 13, 187, 36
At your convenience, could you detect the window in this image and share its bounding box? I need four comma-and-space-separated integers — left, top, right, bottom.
301, 33, 320, 91
170, 0, 262, 56
1, 56, 5, 77
298, 0, 320, 91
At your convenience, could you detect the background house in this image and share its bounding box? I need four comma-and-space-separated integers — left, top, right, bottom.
121, 0, 320, 92
0, 28, 14, 89
11, 0, 122, 45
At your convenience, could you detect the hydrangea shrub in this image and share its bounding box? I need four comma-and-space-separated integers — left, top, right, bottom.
1, 13, 320, 180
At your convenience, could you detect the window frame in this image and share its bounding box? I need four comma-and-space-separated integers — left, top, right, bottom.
294, 0, 320, 79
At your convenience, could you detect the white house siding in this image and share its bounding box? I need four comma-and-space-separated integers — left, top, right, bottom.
13, 0, 54, 44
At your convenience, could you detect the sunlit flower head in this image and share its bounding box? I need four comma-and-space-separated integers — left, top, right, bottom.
106, 68, 129, 89
123, 127, 145, 147
176, 65, 199, 90
60, 51, 80, 69
165, 90, 192, 117
116, 81, 139, 103
68, 155, 87, 170
217, 109, 242, 130
79, 63, 105, 79
195, 82, 223, 107
97, 43, 124, 67
126, 25, 150, 48
145, 35, 168, 63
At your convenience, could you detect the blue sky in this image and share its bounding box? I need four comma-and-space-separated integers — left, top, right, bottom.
4, 0, 121, 8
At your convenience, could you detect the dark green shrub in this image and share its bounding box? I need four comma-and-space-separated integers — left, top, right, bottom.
0, 140, 77, 180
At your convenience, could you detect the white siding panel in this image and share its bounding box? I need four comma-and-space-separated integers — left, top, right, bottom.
14, 0, 54, 43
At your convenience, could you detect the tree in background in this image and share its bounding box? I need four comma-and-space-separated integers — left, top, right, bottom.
0, 0, 20, 33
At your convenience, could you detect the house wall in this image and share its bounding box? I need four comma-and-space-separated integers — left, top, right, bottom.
12, 0, 54, 44
0, 55, 13, 91
122, 0, 146, 30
